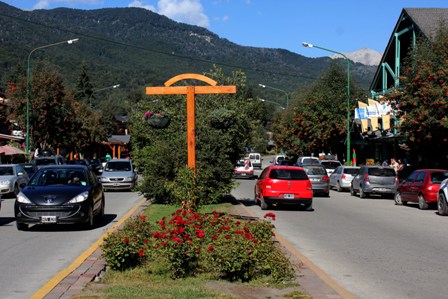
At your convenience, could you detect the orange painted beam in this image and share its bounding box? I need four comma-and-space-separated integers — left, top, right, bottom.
146, 86, 236, 95
186, 86, 196, 171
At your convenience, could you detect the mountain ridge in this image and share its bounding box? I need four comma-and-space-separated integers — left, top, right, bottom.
0, 1, 377, 96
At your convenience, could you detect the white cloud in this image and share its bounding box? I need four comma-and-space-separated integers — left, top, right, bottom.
33, 0, 102, 10
157, 0, 209, 28
33, 0, 50, 9
128, 0, 156, 11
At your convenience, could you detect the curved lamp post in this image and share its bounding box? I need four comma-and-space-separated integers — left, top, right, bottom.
302, 42, 351, 164
89, 84, 120, 108
259, 98, 285, 110
26, 38, 79, 154
259, 83, 289, 107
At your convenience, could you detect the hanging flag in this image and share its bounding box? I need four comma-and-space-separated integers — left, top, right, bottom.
352, 149, 357, 166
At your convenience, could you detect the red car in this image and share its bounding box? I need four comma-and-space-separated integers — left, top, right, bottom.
394, 169, 448, 209
254, 165, 313, 210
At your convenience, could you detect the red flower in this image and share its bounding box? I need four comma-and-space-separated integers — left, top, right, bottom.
211, 234, 217, 240
141, 215, 147, 221
172, 237, 182, 243
196, 248, 201, 253
123, 237, 129, 244
144, 238, 149, 243
196, 230, 205, 238
225, 235, 231, 239
264, 212, 276, 221
208, 245, 214, 252
248, 249, 253, 254
138, 249, 144, 257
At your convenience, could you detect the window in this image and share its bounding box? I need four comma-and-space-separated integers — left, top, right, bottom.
431, 172, 448, 184
344, 168, 360, 175
269, 169, 308, 180
415, 172, 426, 183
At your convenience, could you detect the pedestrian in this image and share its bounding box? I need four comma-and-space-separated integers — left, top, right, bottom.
105, 153, 111, 161
390, 158, 399, 172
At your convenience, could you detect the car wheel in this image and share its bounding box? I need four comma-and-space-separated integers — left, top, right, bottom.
359, 188, 368, 198
95, 197, 105, 222
394, 192, 403, 205
350, 185, 356, 196
16, 222, 28, 231
336, 182, 343, 192
418, 194, 429, 210
304, 200, 314, 211
84, 206, 94, 229
438, 193, 448, 216
260, 195, 269, 210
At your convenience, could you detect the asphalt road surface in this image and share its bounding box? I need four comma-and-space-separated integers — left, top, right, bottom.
233, 156, 448, 299
0, 190, 144, 299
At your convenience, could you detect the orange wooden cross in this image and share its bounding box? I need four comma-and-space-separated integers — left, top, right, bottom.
146, 73, 236, 172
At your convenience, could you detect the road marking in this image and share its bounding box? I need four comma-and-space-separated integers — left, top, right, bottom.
239, 203, 356, 299
31, 197, 148, 299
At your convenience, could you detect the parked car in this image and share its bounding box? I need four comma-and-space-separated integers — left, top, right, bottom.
319, 160, 342, 176
248, 153, 262, 169
233, 159, 255, 179
437, 178, 448, 216
98, 159, 138, 191
0, 164, 30, 197
296, 156, 320, 167
32, 155, 67, 170
350, 166, 397, 198
329, 166, 360, 192
255, 165, 313, 210
14, 165, 105, 231
302, 164, 330, 196
394, 169, 448, 209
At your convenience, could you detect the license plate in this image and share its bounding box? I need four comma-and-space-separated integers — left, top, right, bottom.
113, 183, 120, 186
41, 216, 57, 223
310, 178, 319, 182
241, 173, 246, 176
375, 188, 388, 192
284, 194, 294, 199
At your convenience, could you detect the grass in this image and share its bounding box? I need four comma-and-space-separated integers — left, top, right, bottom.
73, 203, 311, 299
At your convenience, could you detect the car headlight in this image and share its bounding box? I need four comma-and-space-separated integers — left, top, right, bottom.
98, 177, 107, 182
124, 176, 134, 182
0, 179, 10, 186
17, 192, 32, 204
67, 191, 89, 203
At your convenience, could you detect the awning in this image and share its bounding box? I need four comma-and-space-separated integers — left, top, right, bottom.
0, 145, 26, 155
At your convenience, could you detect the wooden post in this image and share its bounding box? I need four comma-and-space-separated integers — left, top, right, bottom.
146, 73, 236, 172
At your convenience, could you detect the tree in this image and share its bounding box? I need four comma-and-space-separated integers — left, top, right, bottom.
389, 25, 448, 167
274, 61, 365, 160
130, 67, 265, 206
75, 63, 94, 104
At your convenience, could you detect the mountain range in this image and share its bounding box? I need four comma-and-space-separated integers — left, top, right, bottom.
0, 1, 378, 99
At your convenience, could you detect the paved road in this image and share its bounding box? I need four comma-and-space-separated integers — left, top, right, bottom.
0, 190, 144, 299
233, 156, 448, 299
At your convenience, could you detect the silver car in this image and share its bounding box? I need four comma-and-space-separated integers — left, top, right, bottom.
302, 164, 330, 196
0, 164, 30, 197
329, 166, 360, 191
350, 166, 397, 198
98, 159, 137, 191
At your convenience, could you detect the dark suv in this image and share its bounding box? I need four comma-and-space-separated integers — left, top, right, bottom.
350, 166, 397, 198
32, 155, 67, 170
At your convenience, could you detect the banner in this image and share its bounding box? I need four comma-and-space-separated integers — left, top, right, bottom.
382, 114, 391, 130
370, 117, 379, 131
361, 119, 369, 133
358, 101, 368, 108
368, 98, 379, 107
355, 108, 368, 119
366, 106, 379, 118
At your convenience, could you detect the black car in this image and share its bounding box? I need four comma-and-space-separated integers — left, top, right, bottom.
14, 165, 105, 231
87, 158, 103, 174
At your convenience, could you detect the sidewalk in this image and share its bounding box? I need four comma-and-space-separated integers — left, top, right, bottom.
42, 199, 349, 299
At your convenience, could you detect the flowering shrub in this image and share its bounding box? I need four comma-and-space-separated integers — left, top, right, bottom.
101, 215, 152, 271
101, 208, 294, 282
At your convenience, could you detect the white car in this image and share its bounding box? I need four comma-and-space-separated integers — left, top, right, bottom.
329, 166, 360, 192
98, 159, 137, 191
248, 153, 262, 169
0, 164, 30, 196
437, 178, 448, 216
233, 159, 255, 179
319, 160, 342, 176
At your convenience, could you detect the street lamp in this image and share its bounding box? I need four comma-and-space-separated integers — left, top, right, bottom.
258, 83, 289, 107
89, 84, 120, 108
259, 98, 285, 110
302, 42, 351, 164
26, 38, 79, 154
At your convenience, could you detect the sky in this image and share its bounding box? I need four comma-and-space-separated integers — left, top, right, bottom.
2, 0, 448, 57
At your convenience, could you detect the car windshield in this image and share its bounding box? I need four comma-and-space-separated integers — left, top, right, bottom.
302, 158, 320, 165
321, 161, 342, 169
29, 168, 88, 186
105, 161, 132, 172
431, 172, 448, 184
304, 166, 327, 175
236, 160, 252, 167
368, 168, 396, 176
343, 168, 360, 175
0, 166, 14, 176
269, 169, 308, 180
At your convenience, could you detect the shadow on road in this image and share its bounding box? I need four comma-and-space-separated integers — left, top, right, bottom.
0, 217, 16, 226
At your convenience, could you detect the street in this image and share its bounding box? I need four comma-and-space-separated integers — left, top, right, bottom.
0, 190, 144, 299
233, 157, 448, 299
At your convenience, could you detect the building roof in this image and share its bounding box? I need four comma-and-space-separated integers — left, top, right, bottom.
105, 135, 130, 144
405, 8, 448, 40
